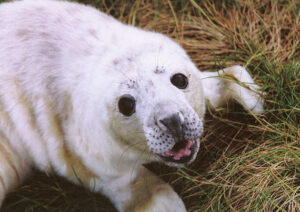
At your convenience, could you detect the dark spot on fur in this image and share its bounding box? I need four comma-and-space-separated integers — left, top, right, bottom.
40, 32, 50, 38
16, 29, 30, 38
154, 66, 165, 74
39, 41, 59, 59
148, 80, 154, 86
88, 28, 99, 40
113, 59, 120, 65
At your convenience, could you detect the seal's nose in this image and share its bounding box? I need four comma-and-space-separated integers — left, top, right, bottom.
159, 113, 183, 139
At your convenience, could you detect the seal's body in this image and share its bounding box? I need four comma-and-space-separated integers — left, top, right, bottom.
0, 0, 263, 211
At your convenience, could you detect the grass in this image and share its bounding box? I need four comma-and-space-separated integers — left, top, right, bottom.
1, 0, 299, 211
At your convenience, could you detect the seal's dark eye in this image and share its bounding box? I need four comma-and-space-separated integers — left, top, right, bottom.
118, 94, 136, 116
171, 73, 188, 89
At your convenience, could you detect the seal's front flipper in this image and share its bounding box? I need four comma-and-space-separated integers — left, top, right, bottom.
196, 65, 264, 114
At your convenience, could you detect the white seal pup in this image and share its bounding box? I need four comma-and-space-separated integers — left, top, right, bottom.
0, 0, 263, 211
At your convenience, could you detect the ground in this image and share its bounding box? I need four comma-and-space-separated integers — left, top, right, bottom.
1, 0, 299, 211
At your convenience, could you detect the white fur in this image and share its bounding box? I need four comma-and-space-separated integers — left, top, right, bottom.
0, 0, 263, 211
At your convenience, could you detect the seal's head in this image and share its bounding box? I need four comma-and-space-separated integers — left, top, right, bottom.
106, 33, 205, 167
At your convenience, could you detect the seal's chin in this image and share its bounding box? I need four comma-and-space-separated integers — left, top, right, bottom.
156, 140, 199, 167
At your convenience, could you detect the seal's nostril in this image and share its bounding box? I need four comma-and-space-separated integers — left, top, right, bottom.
159, 114, 183, 139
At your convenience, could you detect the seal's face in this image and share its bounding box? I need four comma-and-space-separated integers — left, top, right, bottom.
109, 36, 205, 167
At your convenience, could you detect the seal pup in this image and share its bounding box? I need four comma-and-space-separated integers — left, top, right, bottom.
0, 0, 263, 211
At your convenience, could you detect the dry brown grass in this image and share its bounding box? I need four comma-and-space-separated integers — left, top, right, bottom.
98, 0, 299, 68
2, 0, 299, 211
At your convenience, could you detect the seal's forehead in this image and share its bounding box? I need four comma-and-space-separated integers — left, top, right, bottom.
116, 54, 192, 91
119, 74, 154, 90
112, 37, 196, 92
142, 51, 192, 77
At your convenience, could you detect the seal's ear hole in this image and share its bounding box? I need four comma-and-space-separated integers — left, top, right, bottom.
118, 94, 136, 116
171, 73, 188, 89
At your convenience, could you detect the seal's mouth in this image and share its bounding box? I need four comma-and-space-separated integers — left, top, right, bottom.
156, 140, 198, 164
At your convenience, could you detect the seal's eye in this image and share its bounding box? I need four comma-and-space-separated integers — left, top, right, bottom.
118, 94, 136, 116
171, 73, 188, 89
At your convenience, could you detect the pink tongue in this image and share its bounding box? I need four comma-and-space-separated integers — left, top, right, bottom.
163, 140, 194, 160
